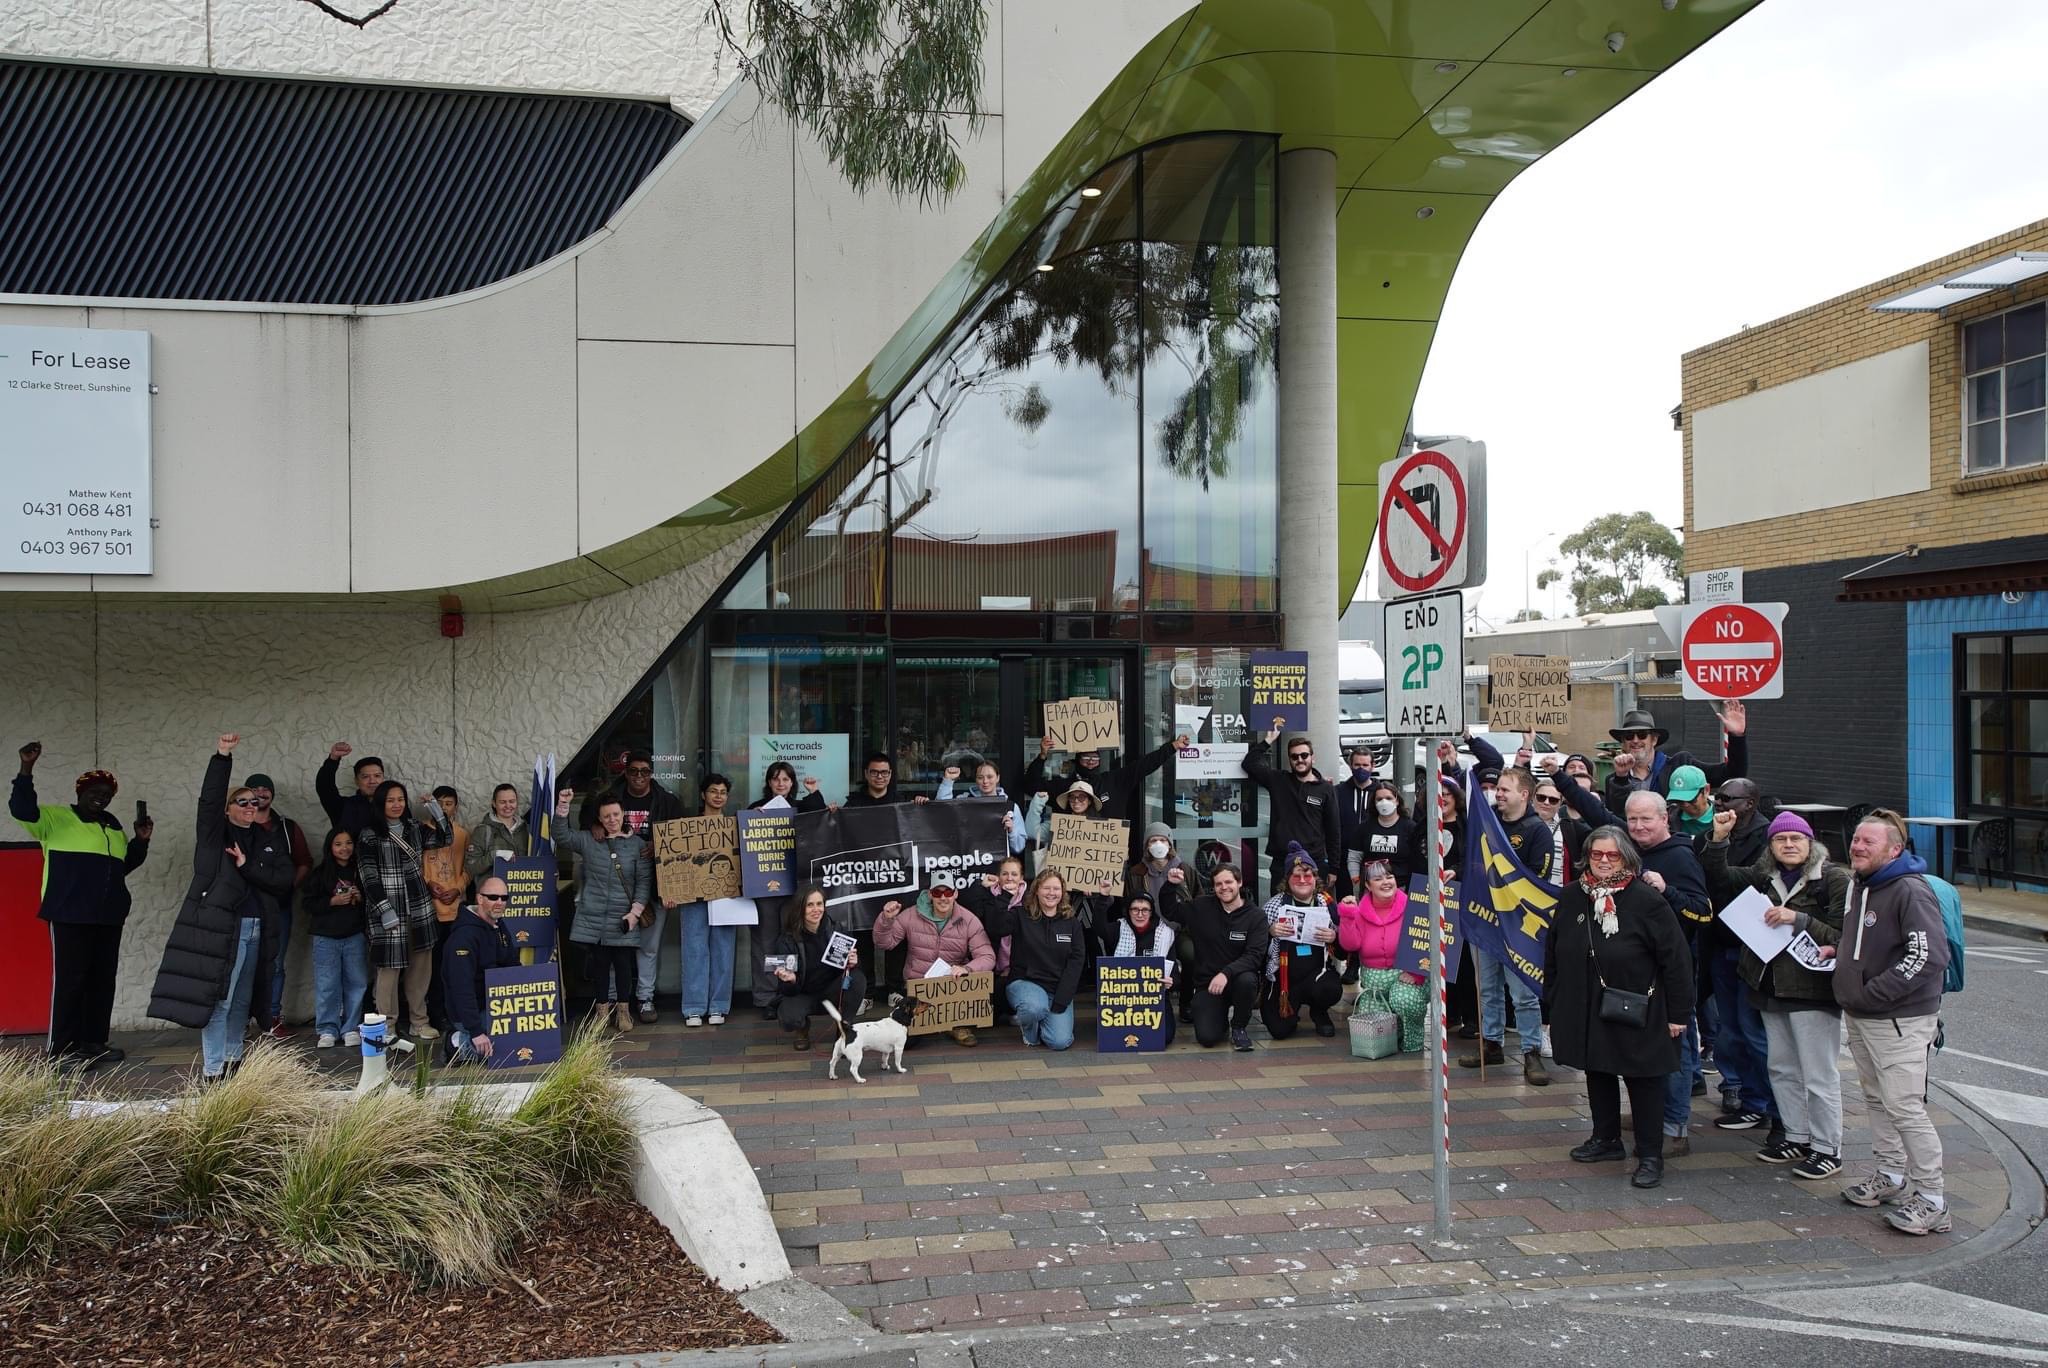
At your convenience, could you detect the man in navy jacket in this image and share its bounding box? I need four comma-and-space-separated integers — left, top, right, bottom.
441, 875, 515, 1063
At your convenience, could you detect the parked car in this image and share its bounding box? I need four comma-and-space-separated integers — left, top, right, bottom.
1455, 731, 1561, 770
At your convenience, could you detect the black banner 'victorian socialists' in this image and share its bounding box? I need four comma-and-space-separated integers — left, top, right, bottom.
793, 800, 1008, 931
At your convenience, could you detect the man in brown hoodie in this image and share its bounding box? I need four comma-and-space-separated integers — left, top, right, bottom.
1832, 812, 1950, 1236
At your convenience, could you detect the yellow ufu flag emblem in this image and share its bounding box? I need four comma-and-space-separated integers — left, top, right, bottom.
1458, 771, 1560, 994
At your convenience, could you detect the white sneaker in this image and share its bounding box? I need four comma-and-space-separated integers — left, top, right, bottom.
685, 1016, 705, 1028
1540, 1025, 1554, 1059
707, 1013, 726, 1025
343, 1030, 361, 1047
316, 1033, 338, 1049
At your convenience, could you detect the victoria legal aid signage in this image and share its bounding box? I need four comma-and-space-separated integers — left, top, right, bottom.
0, 325, 153, 575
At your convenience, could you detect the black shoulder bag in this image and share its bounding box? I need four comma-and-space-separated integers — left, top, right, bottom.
1587, 917, 1654, 1028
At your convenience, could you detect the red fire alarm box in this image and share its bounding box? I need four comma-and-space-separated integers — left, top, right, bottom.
0, 843, 50, 1035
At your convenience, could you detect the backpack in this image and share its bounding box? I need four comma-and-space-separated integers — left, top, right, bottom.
1923, 874, 1967, 995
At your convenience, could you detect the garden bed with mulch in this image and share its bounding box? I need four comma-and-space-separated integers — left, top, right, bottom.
1, 1196, 780, 1367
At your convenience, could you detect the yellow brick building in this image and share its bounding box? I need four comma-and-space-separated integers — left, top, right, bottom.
1679, 219, 2048, 885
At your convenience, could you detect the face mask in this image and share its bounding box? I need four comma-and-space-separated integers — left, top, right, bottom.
1147, 840, 1170, 859
1352, 766, 1373, 782
1487, 790, 1501, 808
1375, 798, 1398, 817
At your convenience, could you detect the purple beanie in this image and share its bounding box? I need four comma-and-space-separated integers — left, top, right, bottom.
1767, 811, 1814, 840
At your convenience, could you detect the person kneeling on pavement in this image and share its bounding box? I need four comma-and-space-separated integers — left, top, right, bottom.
770, 883, 866, 1051
873, 870, 995, 1047
1259, 844, 1345, 1039
440, 876, 515, 1064
1184, 864, 1269, 1051
1338, 861, 1428, 1053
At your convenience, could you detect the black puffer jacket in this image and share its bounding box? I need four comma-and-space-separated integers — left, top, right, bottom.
149, 754, 296, 1029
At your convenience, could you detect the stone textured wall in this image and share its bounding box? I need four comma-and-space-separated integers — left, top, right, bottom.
0, 519, 766, 1030
1, 0, 736, 116
1682, 218, 2048, 576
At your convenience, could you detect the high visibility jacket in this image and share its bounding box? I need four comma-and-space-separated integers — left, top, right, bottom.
9, 774, 147, 926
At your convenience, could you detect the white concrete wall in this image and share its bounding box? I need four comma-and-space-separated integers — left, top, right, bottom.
1691, 340, 1933, 531
0, 0, 737, 115
0, 1, 1195, 597
0, 518, 766, 1030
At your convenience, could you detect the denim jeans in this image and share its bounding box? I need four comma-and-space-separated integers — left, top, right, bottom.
311, 933, 369, 1040
1664, 1017, 1701, 1136
635, 901, 669, 1007
1006, 979, 1075, 1051
679, 902, 735, 1016
267, 915, 291, 1023
1711, 949, 1775, 1116
1473, 947, 1543, 1052
201, 916, 262, 1076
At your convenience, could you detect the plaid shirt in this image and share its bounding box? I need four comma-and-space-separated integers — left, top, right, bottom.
359, 813, 451, 970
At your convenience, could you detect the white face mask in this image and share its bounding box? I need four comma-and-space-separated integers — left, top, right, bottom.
1147, 840, 1170, 859
1374, 798, 1398, 817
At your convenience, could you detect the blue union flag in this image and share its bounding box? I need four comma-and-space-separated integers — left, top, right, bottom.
1457, 769, 1560, 994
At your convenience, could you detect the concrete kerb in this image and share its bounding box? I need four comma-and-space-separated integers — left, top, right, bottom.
1962, 911, 2048, 944
503, 1075, 2048, 1368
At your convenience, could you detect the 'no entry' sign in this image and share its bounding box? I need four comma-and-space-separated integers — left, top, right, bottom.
1679, 602, 1787, 701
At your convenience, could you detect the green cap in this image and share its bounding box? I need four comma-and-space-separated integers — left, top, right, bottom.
1666, 765, 1709, 802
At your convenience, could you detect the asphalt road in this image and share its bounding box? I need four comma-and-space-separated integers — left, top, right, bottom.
661, 930, 2048, 1368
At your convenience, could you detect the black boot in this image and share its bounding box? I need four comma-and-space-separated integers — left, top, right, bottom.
1458, 1040, 1504, 1068
1631, 1155, 1666, 1189
1570, 1136, 1626, 1163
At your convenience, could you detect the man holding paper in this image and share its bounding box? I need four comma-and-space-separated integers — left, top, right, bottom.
873, 870, 995, 1047
1702, 809, 1849, 1183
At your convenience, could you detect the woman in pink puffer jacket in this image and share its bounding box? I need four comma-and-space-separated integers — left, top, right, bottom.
1336, 860, 1427, 1052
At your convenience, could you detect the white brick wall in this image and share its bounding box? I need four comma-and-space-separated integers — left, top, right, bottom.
0, 517, 766, 1029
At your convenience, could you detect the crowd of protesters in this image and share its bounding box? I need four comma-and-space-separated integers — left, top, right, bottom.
14, 700, 1962, 1234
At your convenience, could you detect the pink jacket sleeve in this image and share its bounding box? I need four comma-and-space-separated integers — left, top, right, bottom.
872, 910, 908, 950
961, 914, 996, 973
1335, 898, 1366, 954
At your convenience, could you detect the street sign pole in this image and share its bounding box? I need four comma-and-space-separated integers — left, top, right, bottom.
1424, 751, 1451, 1238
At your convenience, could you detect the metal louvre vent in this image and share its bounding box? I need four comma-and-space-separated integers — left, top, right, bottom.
0, 60, 688, 306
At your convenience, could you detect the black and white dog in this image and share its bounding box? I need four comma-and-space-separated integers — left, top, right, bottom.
823, 994, 922, 1082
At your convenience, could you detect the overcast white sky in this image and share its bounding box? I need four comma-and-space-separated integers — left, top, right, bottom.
1363, 0, 2048, 627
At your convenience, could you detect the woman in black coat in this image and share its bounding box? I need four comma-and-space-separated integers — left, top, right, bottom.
148, 734, 296, 1080
768, 882, 865, 1050
1545, 825, 1695, 1190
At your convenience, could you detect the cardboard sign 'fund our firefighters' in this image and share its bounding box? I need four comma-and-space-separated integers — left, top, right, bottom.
908, 972, 995, 1035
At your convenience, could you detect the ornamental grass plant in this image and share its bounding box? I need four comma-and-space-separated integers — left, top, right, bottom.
0, 1054, 169, 1267
0, 1029, 636, 1284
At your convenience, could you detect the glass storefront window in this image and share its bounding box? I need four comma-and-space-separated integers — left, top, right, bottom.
1141, 138, 1279, 612
564, 631, 705, 812
1145, 645, 1266, 883
710, 638, 888, 798
894, 654, 1003, 793
888, 167, 1143, 613
725, 427, 888, 612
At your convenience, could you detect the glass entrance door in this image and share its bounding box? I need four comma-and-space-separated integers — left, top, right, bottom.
892, 651, 1134, 802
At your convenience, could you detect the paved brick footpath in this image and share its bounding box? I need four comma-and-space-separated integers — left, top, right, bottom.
58, 1011, 2006, 1334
